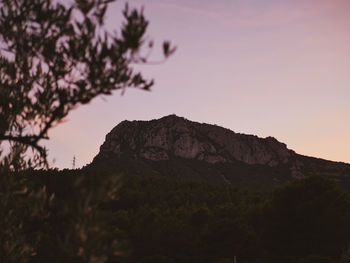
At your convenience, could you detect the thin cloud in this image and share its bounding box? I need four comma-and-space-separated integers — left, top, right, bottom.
153, 0, 338, 28
155, 2, 222, 21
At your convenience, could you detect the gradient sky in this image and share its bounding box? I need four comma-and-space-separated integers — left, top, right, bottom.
45, 0, 350, 169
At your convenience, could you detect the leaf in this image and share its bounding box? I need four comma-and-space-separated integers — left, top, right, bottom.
163, 41, 176, 58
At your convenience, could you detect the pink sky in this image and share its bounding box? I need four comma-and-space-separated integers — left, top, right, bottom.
45, 0, 350, 169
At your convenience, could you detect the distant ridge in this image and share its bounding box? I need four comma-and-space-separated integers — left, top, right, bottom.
91, 115, 350, 188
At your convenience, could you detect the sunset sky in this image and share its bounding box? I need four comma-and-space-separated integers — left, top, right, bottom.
45, 0, 350, 169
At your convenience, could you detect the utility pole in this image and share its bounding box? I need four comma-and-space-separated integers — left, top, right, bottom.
72, 155, 76, 169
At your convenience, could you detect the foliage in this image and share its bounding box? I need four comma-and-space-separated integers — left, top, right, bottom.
339, 244, 350, 263
0, 169, 124, 263
2, 170, 350, 262
112, 175, 261, 263
0, 175, 52, 263
297, 254, 333, 263
262, 175, 350, 263
0, 1, 175, 261
0, 0, 175, 169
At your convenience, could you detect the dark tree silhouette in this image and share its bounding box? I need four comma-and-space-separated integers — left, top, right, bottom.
0, 0, 175, 170
262, 175, 350, 262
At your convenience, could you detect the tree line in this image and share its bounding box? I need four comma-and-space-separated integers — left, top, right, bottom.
2, 170, 350, 263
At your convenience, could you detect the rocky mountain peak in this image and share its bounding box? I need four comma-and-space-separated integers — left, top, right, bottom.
91, 115, 350, 180
93, 115, 294, 167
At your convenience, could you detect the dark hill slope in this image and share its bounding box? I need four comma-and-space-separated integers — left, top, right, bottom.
90, 115, 350, 189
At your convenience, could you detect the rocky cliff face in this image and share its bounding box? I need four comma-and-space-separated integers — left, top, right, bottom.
94, 115, 293, 165
92, 115, 350, 179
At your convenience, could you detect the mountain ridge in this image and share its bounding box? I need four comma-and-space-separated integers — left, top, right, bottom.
91, 114, 350, 186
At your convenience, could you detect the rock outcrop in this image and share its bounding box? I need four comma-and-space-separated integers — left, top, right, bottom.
92, 115, 350, 180
95, 115, 293, 165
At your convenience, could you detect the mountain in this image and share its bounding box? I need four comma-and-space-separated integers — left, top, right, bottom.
91, 115, 350, 189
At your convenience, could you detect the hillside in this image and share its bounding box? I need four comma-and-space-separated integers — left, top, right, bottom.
90, 115, 350, 189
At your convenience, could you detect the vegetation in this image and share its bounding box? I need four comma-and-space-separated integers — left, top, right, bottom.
2, 171, 350, 263
0, 0, 174, 262
0, 0, 175, 169
1, 1, 349, 263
